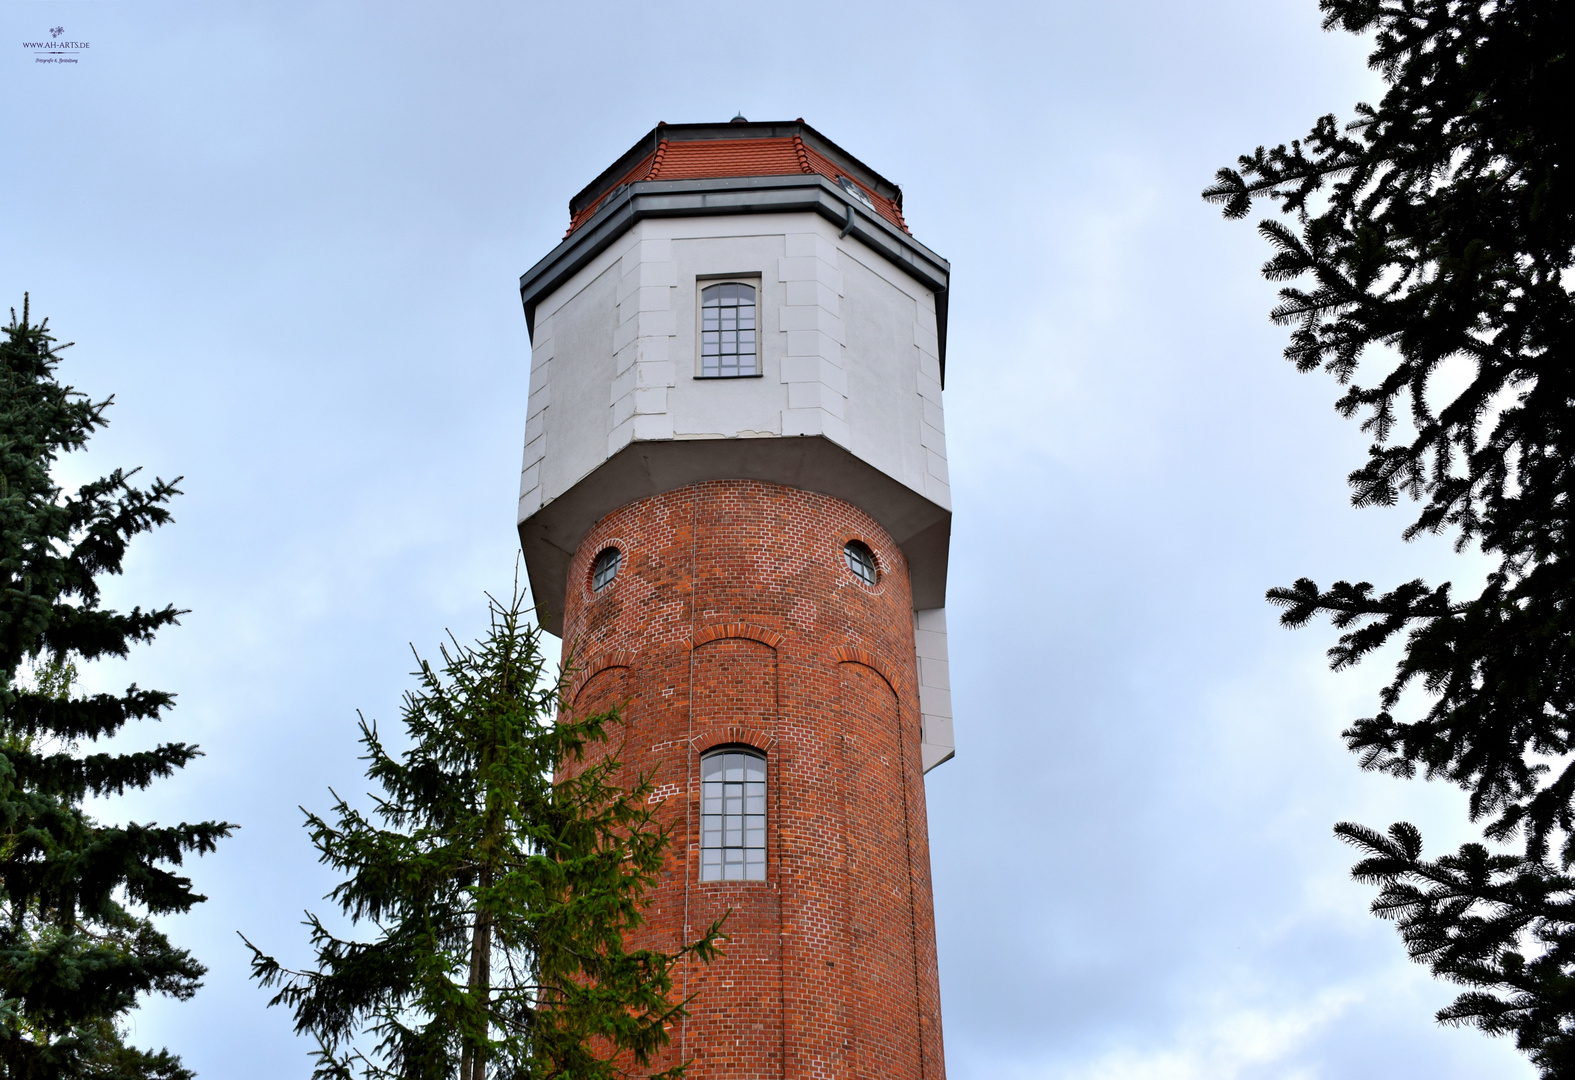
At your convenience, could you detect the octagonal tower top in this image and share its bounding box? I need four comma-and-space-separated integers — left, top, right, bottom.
520, 119, 949, 379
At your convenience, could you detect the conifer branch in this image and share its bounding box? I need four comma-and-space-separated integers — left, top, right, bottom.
1209, 0, 1575, 1067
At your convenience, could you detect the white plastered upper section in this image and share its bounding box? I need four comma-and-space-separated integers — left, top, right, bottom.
519, 212, 948, 523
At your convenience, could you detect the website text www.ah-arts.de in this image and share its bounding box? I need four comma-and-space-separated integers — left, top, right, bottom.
23, 40, 88, 64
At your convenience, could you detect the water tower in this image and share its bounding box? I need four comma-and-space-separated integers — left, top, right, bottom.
517, 118, 953, 1079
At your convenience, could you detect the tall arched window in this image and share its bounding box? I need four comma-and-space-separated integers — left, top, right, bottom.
699, 282, 758, 377
700, 748, 766, 881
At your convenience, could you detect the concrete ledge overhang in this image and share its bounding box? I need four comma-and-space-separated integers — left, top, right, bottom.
519, 435, 951, 638
518, 174, 952, 384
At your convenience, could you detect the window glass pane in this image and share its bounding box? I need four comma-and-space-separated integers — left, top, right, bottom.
699, 748, 766, 881
844, 541, 877, 585
698, 284, 756, 378
592, 548, 621, 591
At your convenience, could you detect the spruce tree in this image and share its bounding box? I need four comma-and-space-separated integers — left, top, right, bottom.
1206, 0, 1575, 1072
243, 585, 721, 1080
0, 297, 233, 1077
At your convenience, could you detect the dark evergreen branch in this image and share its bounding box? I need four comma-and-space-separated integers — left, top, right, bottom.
1208, 0, 1575, 1068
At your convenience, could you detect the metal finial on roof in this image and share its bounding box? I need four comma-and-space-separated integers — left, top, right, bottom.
730, 112, 747, 124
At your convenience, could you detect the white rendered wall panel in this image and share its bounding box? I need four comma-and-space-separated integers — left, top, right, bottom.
842, 255, 928, 496
914, 607, 956, 771
542, 266, 618, 501
669, 232, 785, 438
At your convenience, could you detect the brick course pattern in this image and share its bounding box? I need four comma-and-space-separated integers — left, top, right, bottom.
560, 479, 945, 1080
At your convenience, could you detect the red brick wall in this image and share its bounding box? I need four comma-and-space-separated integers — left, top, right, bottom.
558, 479, 945, 1080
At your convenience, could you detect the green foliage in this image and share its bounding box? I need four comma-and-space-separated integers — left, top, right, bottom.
244, 585, 722, 1080
0, 297, 232, 1076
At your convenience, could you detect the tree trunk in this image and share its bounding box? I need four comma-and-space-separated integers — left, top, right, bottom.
465, 868, 493, 1080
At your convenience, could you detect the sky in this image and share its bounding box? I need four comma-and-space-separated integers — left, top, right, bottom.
0, 2, 1535, 1078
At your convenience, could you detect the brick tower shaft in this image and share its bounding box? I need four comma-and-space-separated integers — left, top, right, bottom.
563, 481, 943, 1079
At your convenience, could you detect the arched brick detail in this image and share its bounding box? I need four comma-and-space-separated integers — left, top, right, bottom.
831, 645, 900, 695
691, 622, 785, 650
690, 725, 777, 755
566, 649, 637, 704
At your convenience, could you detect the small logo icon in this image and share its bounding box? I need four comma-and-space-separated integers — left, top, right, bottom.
49, 27, 64, 39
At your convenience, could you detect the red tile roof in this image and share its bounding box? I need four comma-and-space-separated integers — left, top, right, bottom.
566, 135, 909, 236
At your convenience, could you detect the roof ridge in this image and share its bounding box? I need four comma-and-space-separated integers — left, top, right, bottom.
792, 134, 812, 175
646, 138, 669, 180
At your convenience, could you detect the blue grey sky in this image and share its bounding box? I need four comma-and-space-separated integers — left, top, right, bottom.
3, 2, 1532, 1077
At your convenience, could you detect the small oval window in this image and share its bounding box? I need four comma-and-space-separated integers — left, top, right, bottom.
844, 540, 877, 586
591, 547, 622, 592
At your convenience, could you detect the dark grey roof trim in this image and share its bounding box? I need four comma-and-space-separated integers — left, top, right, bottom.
519, 173, 951, 384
